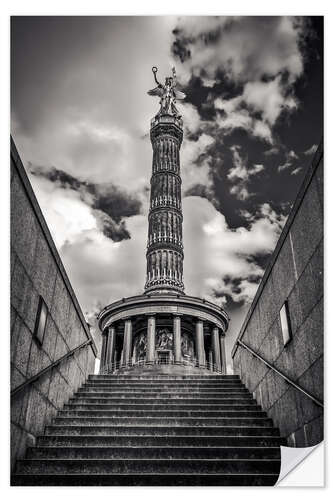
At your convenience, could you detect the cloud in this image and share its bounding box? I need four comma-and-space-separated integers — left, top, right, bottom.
277, 149, 299, 172
173, 17, 307, 143
183, 197, 286, 305
181, 132, 215, 194
60, 216, 147, 314
227, 145, 264, 200
242, 76, 298, 125
303, 144, 318, 155
28, 163, 143, 243
214, 75, 298, 143
173, 17, 305, 84
291, 167, 302, 176
214, 96, 274, 143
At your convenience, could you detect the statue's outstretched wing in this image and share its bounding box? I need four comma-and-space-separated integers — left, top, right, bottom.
174, 89, 186, 100
148, 85, 164, 97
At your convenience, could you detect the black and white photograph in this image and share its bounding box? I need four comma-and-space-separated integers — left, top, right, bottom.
9, 13, 324, 487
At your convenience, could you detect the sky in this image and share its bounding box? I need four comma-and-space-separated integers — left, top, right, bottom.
11, 16, 323, 367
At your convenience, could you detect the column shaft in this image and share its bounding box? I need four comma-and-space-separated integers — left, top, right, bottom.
173, 315, 181, 363
208, 350, 213, 371
122, 319, 133, 366
146, 315, 156, 363
99, 332, 107, 372
220, 333, 227, 375
105, 326, 116, 370
195, 320, 206, 367
212, 326, 222, 373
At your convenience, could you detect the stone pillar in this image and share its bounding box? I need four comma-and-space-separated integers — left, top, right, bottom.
208, 350, 213, 371
99, 331, 107, 372
122, 319, 133, 366
146, 315, 156, 363
105, 325, 116, 371
173, 315, 182, 364
212, 326, 222, 373
220, 332, 227, 375
195, 319, 206, 367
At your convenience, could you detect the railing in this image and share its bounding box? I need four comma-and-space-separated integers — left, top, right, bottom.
237, 339, 324, 408
11, 339, 93, 398
100, 357, 222, 375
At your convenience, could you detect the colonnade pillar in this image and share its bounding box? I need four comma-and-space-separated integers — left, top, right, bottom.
212, 326, 222, 373
195, 319, 206, 367
100, 331, 107, 372
220, 332, 227, 374
173, 315, 182, 364
105, 325, 116, 370
146, 315, 156, 363
122, 319, 133, 366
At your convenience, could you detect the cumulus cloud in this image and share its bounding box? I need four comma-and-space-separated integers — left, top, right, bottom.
227, 145, 264, 200
215, 97, 274, 143
28, 163, 143, 243
181, 132, 215, 194
173, 16, 305, 84
173, 16, 307, 143
183, 197, 286, 305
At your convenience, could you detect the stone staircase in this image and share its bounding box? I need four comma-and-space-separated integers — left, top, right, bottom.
12, 374, 283, 486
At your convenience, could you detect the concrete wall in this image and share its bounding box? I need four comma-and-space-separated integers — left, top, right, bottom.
10, 137, 97, 469
232, 142, 323, 447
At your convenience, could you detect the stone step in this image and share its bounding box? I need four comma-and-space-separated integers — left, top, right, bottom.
64, 402, 260, 411
88, 375, 239, 381
76, 388, 246, 399
15, 459, 282, 479
83, 381, 244, 388
37, 434, 285, 448
26, 445, 281, 460
78, 385, 248, 394
11, 472, 279, 486
44, 425, 280, 436
78, 387, 248, 394
59, 409, 267, 418
70, 396, 255, 405
52, 416, 273, 427
15, 458, 281, 475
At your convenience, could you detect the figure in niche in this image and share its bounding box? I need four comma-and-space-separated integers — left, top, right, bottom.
148, 66, 186, 117
181, 332, 195, 359
135, 332, 147, 359
156, 329, 173, 350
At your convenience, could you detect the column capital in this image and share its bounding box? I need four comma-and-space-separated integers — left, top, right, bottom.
173, 313, 183, 318
145, 312, 157, 317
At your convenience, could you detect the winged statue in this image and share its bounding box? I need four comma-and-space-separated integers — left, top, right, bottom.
148, 66, 186, 117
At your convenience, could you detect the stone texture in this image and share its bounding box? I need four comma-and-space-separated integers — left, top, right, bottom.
10, 140, 96, 471
232, 147, 323, 447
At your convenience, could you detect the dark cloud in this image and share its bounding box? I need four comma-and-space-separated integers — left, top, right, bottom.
93, 210, 131, 242
28, 163, 141, 241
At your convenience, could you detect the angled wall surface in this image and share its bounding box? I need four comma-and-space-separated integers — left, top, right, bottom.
232, 142, 323, 447
10, 137, 97, 469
